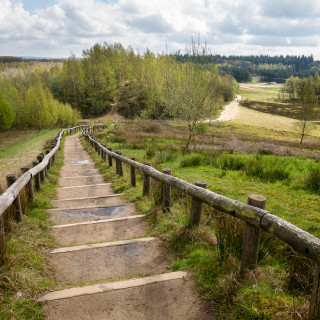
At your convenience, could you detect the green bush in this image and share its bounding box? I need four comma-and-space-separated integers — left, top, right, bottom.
196, 123, 209, 135
146, 148, 156, 159
304, 166, 320, 193
155, 150, 177, 163
180, 154, 203, 167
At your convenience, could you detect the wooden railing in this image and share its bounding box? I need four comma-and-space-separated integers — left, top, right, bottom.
0, 125, 86, 266
82, 128, 320, 320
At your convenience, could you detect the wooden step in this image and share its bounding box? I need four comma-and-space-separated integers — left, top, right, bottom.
58, 175, 105, 187
51, 214, 148, 245
39, 272, 213, 320
61, 163, 96, 171
51, 194, 124, 209
56, 184, 113, 199
49, 238, 172, 283
48, 203, 136, 225
59, 168, 100, 177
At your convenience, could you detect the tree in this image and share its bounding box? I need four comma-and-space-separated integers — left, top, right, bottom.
163, 62, 220, 148
0, 90, 14, 130
296, 77, 318, 144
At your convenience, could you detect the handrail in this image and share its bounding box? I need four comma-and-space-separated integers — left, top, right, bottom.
0, 125, 87, 217
82, 129, 320, 264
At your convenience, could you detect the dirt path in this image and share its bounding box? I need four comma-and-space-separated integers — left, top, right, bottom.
39, 134, 214, 319
205, 95, 241, 123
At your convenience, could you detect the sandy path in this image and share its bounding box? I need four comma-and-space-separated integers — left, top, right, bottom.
205, 95, 241, 123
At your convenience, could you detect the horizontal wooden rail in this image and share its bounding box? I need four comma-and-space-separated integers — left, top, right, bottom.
0, 125, 87, 218
82, 130, 320, 264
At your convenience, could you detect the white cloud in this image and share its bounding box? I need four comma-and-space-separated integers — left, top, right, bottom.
0, 0, 319, 58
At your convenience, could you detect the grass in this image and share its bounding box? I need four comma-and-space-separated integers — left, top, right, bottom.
83, 123, 320, 319
238, 85, 282, 100
0, 138, 64, 320
231, 105, 320, 137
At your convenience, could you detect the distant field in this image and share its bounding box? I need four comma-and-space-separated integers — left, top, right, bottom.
239, 83, 283, 100
0, 129, 60, 188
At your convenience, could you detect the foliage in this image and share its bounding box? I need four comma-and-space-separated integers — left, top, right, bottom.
49, 42, 237, 121
0, 90, 14, 130
0, 64, 80, 129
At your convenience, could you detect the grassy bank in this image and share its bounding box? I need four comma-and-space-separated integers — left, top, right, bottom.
0, 139, 64, 320
81, 123, 320, 319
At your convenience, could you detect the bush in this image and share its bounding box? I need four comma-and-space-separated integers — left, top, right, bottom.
221, 155, 246, 171
196, 123, 209, 135
180, 154, 203, 167
142, 123, 162, 133
146, 148, 156, 159
155, 151, 177, 163
304, 166, 320, 193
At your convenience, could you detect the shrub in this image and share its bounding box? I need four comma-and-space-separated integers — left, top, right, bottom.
196, 123, 209, 135
146, 148, 156, 159
155, 151, 177, 163
304, 166, 320, 193
142, 123, 162, 133
221, 155, 246, 171
180, 154, 203, 167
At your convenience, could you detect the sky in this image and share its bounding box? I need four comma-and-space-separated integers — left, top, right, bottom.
1, 0, 320, 59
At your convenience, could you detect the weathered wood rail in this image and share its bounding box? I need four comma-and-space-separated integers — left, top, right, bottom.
82, 128, 320, 319
0, 125, 86, 266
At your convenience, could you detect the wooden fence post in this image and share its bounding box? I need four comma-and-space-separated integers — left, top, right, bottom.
45, 150, 51, 170
101, 145, 106, 161
310, 237, 320, 319
0, 215, 6, 266
240, 194, 266, 274
188, 181, 207, 227
37, 154, 45, 182
33, 160, 41, 191
115, 151, 120, 174
118, 152, 124, 176
108, 148, 113, 167
162, 168, 172, 213
6, 174, 23, 222
130, 157, 136, 187
143, 162, 152, 197
21, 166, 34, 202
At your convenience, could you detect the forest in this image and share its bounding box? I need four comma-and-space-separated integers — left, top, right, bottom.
0, 62, 80, 130
0, 43, 237, 130
175, 53, 320, 83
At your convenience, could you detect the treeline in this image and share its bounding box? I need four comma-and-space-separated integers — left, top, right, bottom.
174, 53, 320, 83
282, 73, 320, 101
0, 64, 80, 130
51, 43, 237, 118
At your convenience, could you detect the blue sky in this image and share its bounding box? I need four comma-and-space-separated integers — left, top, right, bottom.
22, 0, 56, 12
1, 0, 320, 58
